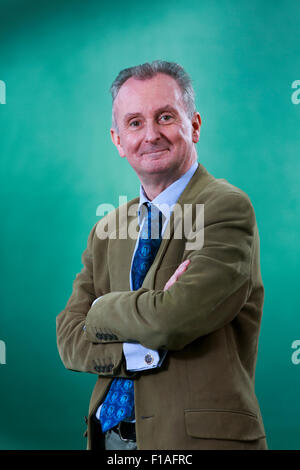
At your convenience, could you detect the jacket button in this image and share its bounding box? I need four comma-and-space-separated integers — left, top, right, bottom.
144, 353, 154, 365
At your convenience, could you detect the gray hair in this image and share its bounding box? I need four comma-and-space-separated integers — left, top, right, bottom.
110, 60, 196, 132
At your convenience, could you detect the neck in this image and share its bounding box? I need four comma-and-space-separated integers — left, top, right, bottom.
141, 177, 179, 201
140, 156, 197, 201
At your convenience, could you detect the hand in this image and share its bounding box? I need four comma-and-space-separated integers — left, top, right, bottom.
163, 259, 191, 291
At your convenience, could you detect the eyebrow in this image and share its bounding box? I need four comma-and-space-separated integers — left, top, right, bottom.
123, 105, 178, 123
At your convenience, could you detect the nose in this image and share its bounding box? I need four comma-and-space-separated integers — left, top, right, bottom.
144, 119, 161, 143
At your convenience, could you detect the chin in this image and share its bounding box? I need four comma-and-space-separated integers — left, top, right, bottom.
141, 162, 177, 180
142, 160, 172, 174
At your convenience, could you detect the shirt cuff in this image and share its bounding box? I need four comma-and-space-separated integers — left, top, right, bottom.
123, 342, 161, 371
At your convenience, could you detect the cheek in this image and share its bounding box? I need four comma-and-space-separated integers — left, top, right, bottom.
120, 135, 139, 155
174, 126, 191, 147
163, 126, 183, 144
127, 134, 143, 150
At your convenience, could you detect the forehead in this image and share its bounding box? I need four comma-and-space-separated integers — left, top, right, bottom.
114, 73, 186, 118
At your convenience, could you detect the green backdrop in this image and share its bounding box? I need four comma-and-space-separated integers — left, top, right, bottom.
1, 0, 299, 450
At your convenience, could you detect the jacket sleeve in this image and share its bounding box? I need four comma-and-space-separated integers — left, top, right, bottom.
84, 191, 257, 351
56, 223, 136, 378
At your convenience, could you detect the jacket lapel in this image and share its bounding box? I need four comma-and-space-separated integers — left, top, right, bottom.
143, 162, 215, 289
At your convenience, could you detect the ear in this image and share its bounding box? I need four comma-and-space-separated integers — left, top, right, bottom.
191, 112, 201, 144
110, 128, 126, 158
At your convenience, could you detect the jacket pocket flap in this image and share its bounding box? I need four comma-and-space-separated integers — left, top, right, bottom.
184, 409, 266, 441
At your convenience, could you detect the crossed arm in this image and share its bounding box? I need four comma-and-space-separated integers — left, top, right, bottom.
56, 191, 255, 376
90, 261, 190, 371
56, 236, 190, 377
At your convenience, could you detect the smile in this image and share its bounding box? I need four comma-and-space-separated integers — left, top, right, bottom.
143, 149, 168, 156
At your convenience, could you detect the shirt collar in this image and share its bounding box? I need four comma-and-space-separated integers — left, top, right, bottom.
138, 160, 198, 225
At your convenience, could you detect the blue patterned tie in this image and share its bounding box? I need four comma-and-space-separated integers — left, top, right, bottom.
99, 203, 163, 433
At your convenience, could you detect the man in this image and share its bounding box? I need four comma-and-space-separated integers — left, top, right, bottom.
56, 60, 267, 450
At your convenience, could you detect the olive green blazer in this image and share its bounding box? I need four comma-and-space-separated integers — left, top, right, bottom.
56, 162, 267, 450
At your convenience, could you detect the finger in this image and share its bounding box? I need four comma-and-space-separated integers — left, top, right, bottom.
163, 279, 172, 291
164, 260, 191, 291
178, 259, 190, 270
163, 273, 177, 291
167, 262, 189, 286
174, 259, 190, 277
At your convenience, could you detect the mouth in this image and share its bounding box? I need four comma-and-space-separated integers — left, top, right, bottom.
142, 148, 169, 157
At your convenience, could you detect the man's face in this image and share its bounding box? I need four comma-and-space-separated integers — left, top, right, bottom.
110, 73, 201, 182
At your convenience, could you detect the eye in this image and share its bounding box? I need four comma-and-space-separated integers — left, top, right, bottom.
159, 114, 173, 122
129, 120, 141, 128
